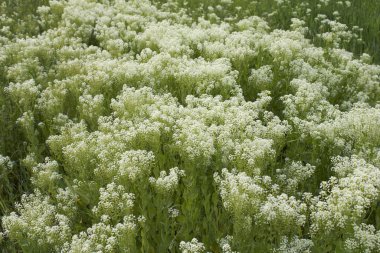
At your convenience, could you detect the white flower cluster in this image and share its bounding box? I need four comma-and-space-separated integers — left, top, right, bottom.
4, 79, 41, 111
314, 105, 380, 154
179, 238, 206, 253
62, 215, 138, 253
276, 160, 316, 194
78, 92, 105, 127
274, 236, 314, 253
116, 150, 155, 183
168, 207, 180, 218
92, 183, 135, 223
214, 168, 266, 216
150, 167, 185, 195
256, 194, 307, 231
248, 65, 273, 92
218, 236, 238, 253
229, 138, 275, 175
310, 156, 380, 242
2, 191, 71, 252
0, 155, 14, 170
173, 118, 216, 162
344, 224, 380, 253
31, 157, 62, 192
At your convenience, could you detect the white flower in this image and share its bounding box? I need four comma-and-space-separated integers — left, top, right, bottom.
180, 238, 205, 253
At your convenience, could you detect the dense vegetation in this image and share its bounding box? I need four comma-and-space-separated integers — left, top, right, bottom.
0, 0, 379, 252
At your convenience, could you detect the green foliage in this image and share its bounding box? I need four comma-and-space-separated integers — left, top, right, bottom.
0, 0, 380, 252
